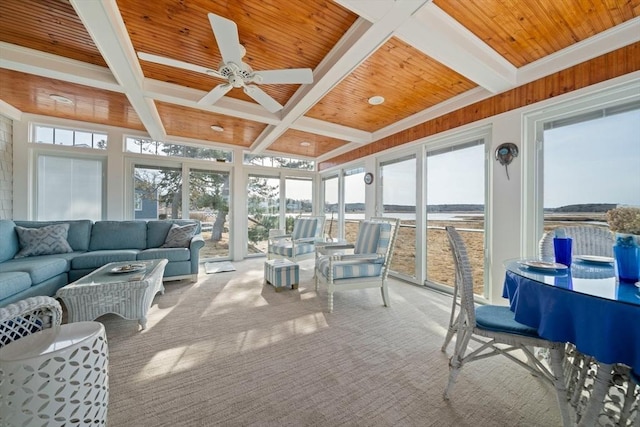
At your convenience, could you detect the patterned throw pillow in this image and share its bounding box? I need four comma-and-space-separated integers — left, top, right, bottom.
14, 224, 73, 258
161, 223, 197, 248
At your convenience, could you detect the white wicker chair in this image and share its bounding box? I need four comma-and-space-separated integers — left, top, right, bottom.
441, 226, 574, 426
314, 217, 399, 313
0, 296, 63, 348
538, 225, 614, 260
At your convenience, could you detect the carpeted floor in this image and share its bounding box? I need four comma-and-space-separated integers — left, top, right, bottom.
99, 257, 562, 427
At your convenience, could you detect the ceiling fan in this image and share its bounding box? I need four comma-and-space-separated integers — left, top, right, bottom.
137, 13, 313, 113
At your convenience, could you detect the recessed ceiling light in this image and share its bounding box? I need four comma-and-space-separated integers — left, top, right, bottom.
300, 141, 311, 147
210, 125, 224, 132
49, 94, 73, 104
368, 95, 385, 105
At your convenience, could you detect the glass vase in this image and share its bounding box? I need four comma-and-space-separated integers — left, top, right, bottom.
613, 233, 640, 282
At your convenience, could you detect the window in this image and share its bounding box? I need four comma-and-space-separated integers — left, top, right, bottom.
33, 125, 107, 149
285, 177, 313, 232
133, 165, 182, 220
126, 137, 232, 161
244, 153, 314, 170
189, 169, 231, 260
380, 155, 417, 278
247, 174, 280, 255
322, 175, 339, 240
343, 167, 365, 243
134, 193, 143, 211
426, 139, 486, 295
36, 155, 103, 220
539, 100, 640, 236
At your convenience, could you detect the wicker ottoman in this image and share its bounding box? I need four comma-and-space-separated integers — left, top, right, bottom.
264, 259, 299, 292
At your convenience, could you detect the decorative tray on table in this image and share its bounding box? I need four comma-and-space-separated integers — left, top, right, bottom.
110, 263, 146, 274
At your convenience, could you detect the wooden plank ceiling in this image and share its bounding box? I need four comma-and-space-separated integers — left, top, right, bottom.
1, 0, 638, 162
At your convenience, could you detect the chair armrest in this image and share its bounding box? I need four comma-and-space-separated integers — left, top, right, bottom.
294, 237, 317, 243
269, 234, 292, 244
189, 233, 205, 251
337, 253, 384, 262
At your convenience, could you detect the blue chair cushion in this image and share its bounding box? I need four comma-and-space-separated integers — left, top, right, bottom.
270, 243, 315, 257
317, 257, 383, 280
0, 272, 32, 300
71, 250, 139, 270
138, 247, 190, 262
475, 305, 540, 338
0, 258, 68, 284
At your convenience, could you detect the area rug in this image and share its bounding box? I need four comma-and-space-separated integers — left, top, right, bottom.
204, 261, 236, 274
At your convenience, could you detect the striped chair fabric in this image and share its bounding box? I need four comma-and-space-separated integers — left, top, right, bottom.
270, 242, 316, 257
354, 221, 392, 264
317, 255, 384, 280
291, 218, 318, 240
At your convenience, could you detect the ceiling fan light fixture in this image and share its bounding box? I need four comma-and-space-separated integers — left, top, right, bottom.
368, 95, 385, 105
49, 94, 73, 104
210, 125, 224, 132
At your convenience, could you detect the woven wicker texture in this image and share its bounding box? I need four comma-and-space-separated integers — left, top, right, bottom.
0, 296, 62, 347
442, 226, 574, 426
539, 226, 614, 260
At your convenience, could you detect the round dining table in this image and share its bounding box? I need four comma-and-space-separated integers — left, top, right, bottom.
502, 258, 640, 426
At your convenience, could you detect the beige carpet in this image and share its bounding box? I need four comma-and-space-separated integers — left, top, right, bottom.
98, 257, 561, 427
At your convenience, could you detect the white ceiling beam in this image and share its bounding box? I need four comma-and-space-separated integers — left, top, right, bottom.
517, 17, 640, 85
250, 1, 431, 154
396, 3, 516, 93
0, 42, 121, 92
70, 0, 166, 141
292, 116, 371, 144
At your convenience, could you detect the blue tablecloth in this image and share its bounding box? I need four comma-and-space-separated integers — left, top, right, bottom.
503, 265, 640, 376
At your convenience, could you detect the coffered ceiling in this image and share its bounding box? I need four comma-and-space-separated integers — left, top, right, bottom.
1, 0, 639, 164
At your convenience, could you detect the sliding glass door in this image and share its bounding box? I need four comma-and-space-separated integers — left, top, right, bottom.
380, 155, 417, 278
426, 140, 486, 295
247, 174, 280, 255
189, 169, 230, 260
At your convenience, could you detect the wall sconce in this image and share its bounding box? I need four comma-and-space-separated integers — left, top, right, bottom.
495, 142, 519, 180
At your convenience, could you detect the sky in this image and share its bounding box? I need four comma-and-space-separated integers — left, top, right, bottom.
543, 109, 640, 208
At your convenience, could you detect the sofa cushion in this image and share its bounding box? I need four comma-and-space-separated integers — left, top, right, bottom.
71, 250, 139, 270
161, 223, 198, 248
138, 248, 190, 262
0, 220, 19, 263
14, 224, 74, 259
14, 220, 93, 251
147, 220, 201, 248
0, 257, 68, 284
0, 272, 32, 300
89, 221, 147, 251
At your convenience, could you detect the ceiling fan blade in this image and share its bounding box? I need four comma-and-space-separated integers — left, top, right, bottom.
253, 68, 313, 85
208, 13, 243, 66
243, 85, 283, 113
198, 83, 233, 106
137, 52, 223, 78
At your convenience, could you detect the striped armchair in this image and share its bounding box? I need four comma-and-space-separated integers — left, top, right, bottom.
315, 217, 400, 313
268, 216, 326, 262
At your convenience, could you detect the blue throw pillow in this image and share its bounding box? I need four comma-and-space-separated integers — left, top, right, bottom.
14, 223, 73, 258
161, 223, 197, 248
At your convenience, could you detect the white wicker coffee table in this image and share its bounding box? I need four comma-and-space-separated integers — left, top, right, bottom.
56, 259, 168, 330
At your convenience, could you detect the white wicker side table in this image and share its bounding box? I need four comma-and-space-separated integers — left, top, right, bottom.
57, 259, 168, 330
0, 321, 109, 426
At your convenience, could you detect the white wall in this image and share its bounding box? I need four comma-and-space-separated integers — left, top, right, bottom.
0, 114, 13, 219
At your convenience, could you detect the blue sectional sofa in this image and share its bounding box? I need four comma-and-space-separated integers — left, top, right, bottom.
0, 219, 205, 307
